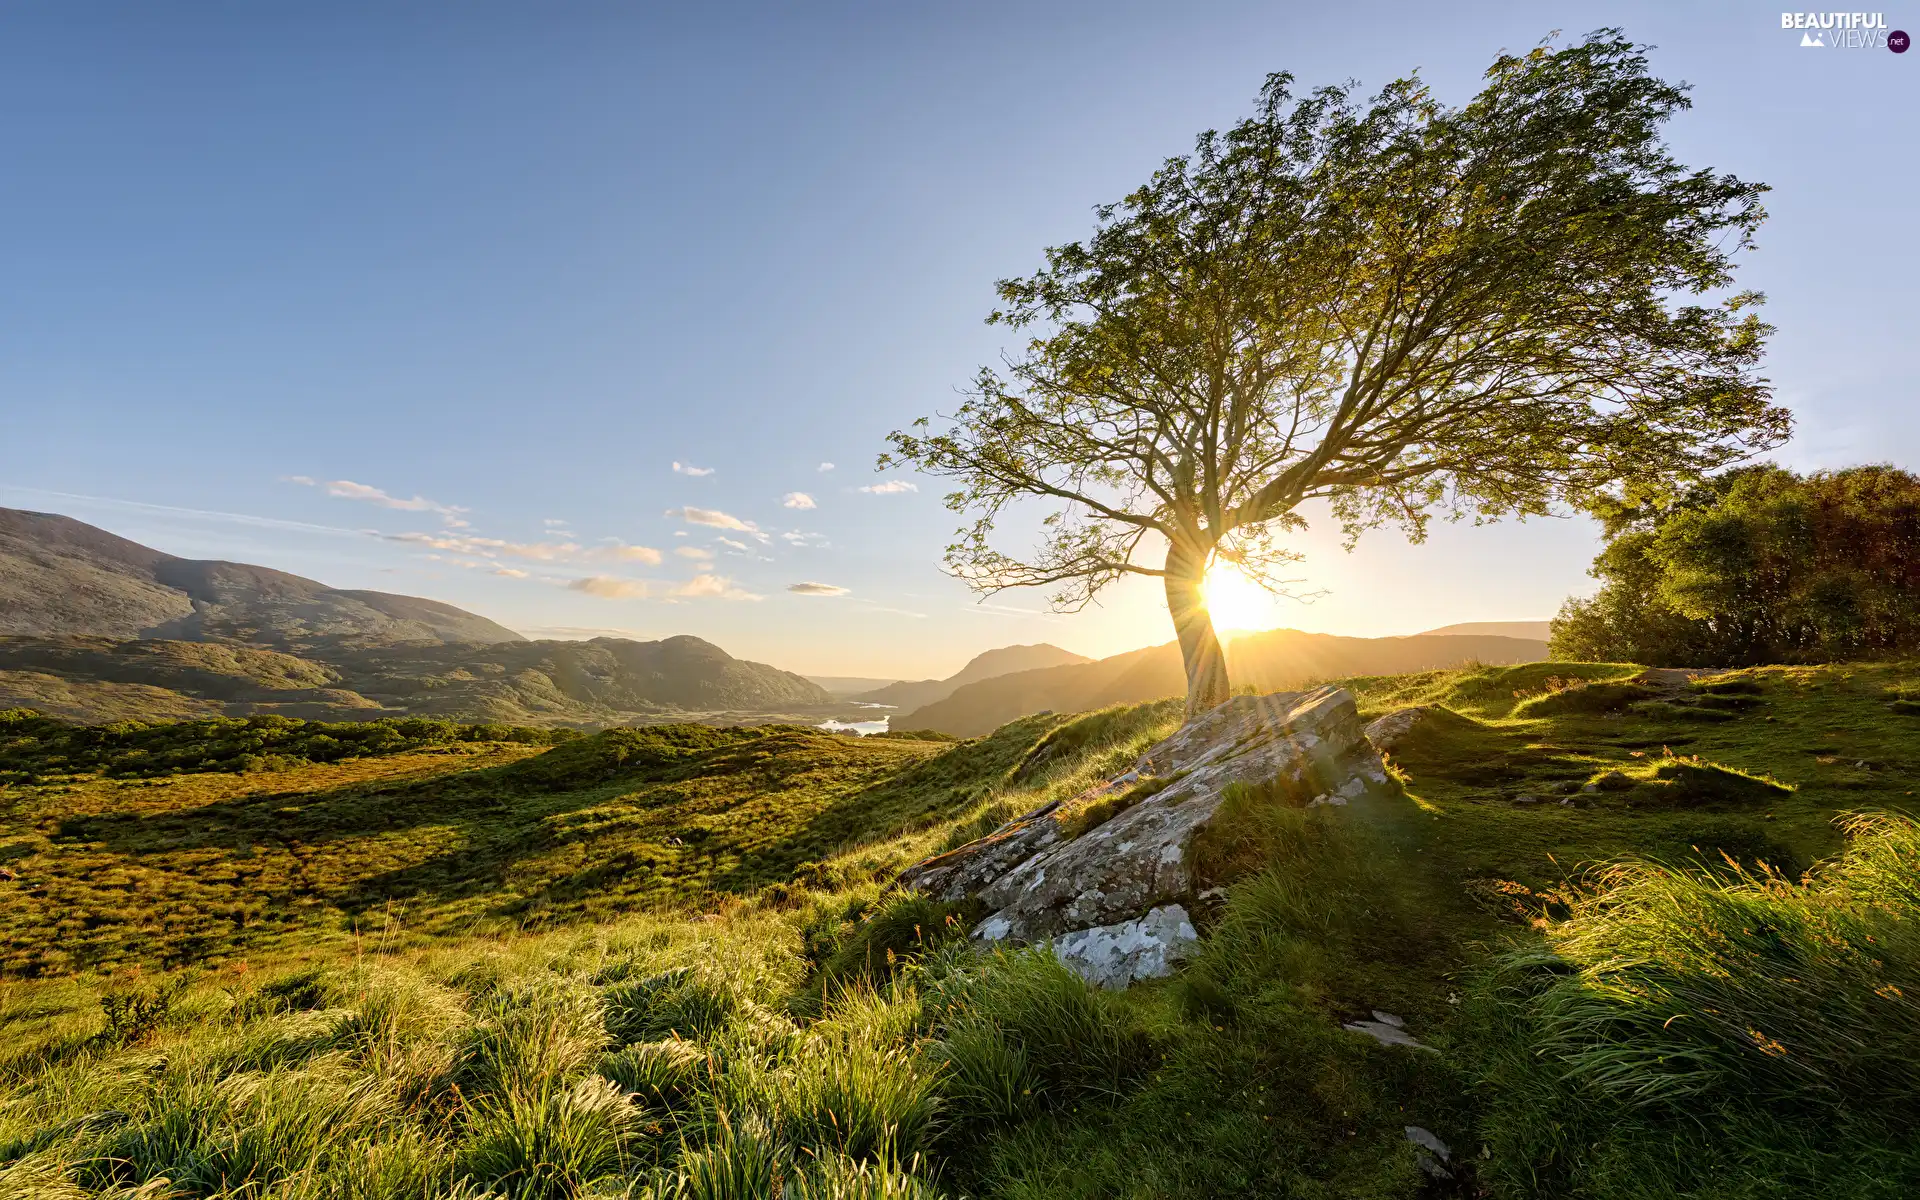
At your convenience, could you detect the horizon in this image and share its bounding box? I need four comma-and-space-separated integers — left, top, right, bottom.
4, 2, 1913, 678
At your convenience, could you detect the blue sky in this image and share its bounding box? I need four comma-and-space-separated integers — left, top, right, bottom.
2, 2, 1914, 678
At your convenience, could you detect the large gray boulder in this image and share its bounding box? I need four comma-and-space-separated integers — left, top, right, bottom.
898, 686, 1394, 987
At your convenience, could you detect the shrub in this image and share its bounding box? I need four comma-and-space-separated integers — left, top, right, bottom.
96, 977, 187, 1045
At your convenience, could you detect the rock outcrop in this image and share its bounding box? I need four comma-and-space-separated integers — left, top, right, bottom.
898, 686, 1395, 987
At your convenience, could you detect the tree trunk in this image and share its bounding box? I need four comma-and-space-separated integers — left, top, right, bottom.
1165, 540, 1230, 718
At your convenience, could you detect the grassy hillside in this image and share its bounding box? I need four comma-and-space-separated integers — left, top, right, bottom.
0, 633, 840, 727
2, 661, 1917, 1198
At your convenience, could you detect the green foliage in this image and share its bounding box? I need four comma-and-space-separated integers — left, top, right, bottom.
1512, 679, 1652, 718
0, 706, 572, 782
502, 724, 762, 791
599, 1038, 708, 1108
458, 1076, 640, 1199
885, 32, 1783, 712
1554, 464, 1920, 666
1464, 812, 1920, 1199
95, 977, 187, 1045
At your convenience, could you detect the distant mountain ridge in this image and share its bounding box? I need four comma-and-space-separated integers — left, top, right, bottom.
1417, 620, 1553, 640
853, 643, 1092, 712
895, 627, 1550, 736
0, 508, 835, 725
0, 507, 523, 646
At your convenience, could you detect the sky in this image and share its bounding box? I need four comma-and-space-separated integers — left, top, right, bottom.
2, 2, 1914, 679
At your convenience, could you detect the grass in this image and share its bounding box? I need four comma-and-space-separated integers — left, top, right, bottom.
1, 660, 1918, 1196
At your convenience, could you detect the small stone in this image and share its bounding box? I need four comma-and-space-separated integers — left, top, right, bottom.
1370, 1010, 1405, 1028
1512, 793, 1542, 805
1342, 1019, 1436, 1053
1405, 1126, 1453, 1180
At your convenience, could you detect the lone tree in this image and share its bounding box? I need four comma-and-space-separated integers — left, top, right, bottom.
883, 32, 1789, 716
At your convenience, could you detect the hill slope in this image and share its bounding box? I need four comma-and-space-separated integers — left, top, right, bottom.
0, 633, 836, 726
3, 661, 1917, 1199
854, 643, 1091, 711
899, 628, 1548, 736
0, 507, 523, 646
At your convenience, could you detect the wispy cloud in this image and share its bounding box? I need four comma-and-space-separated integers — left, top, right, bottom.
858, 479, 917, 495
288, 477, 471, 527
788, 581, 850, 596
376, 530, 661, 566
674, 573, 762, 600
566, 573, 762, 602
493, 567, 530, 578
569, 576, 650, 599
782, 492, 816, 510
675, 546, 713, 560
672, 462, 715, 477
665, 506, 766, 540
591, 543, 663, 565
818, 462, 835, 472
715, 536, 751, 553
781, 531, 830, 547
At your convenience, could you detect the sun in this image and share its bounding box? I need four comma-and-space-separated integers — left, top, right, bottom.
1200, 561, 1281, 634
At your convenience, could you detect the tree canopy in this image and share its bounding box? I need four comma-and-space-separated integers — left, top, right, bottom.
884, 31, 1789, 715
1551, 465, 1920, 666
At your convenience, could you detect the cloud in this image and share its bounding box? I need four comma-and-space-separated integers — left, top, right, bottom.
493, 567, 530, 578
782, 492, 817, 510
290, 477, 471, 527
564, 572, 761, 602
378, 531, 588, 561
673, 462, 715, 477
665, 506, 765, 540
675, 546, 713, 560
818, 462, 835, 472
283, 475, 316, 486
715, 536, 751, 552
781, 530, 830, 547
858, 479, 917, 495
672, 573, 761, 600
569, 576, 651, 599
590, 543, 663, 565
542, 518, 572, 529
788, 581, 851, 596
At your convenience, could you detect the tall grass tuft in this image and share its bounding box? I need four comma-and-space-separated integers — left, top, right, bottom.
457, 1075, 640, 1199
1466, 810, 1920, 1198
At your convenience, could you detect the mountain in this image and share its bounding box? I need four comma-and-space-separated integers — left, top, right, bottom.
1418, 619, 1553, 640
853, 643, 1092, 711
806, 675, 901, 696
0, 633, 835, 726
894, 628, 1549, 736
0, 507, 523, 647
